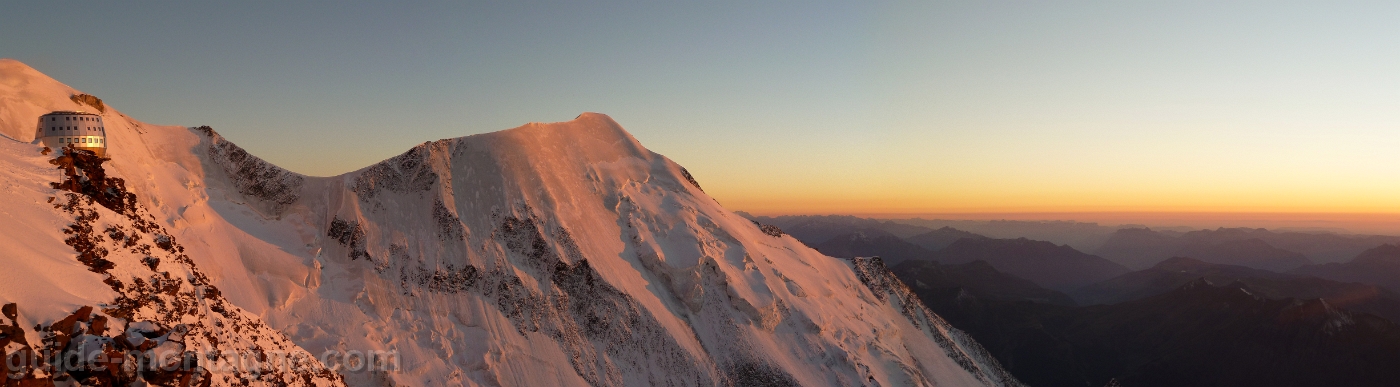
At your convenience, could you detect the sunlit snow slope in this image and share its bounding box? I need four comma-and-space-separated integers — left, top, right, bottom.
0, 59, 1022, 387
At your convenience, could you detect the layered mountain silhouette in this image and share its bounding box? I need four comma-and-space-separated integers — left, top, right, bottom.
1097, 227, 1400, 269
910, 278, 1400, 387
892, 259, 1077, 306
1174, 238, 1312, 271
905, 226, 990, 251
930, 238, 1130, 291
1292, 244, 1400, 293
811, 229, 935, 265
1074, 257, 1400, 321
738, 214, 935, 246
889, 219, 1120, 252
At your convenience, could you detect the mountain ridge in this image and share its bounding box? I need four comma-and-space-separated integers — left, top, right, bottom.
1072, 257, 1400, 321
0, 59, 1022, 387
930, 237, 1130, 291
1292, 244, 1400, 294
910, 274, 1400, 387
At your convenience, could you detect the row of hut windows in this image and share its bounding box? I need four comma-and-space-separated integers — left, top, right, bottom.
58, 137, 103, 144
49, 126, 103, 132
50, 116, 99, 121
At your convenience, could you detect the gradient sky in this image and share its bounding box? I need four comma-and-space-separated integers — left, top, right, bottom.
4, 1, 1399, 219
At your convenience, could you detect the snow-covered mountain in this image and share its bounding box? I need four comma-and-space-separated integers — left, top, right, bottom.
0, 59, 1021, 387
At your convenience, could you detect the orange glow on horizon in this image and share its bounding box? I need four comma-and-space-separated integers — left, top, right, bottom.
713, 188, 1400, 234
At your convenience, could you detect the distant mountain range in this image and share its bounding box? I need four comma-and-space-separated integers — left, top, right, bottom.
811, 229, 934, 265
906, 226, 990, 251
892, 259, 1077, 306
1174, 238, 1313, 271
744, 213, 1400, 386
886, 218, 1123, 252
738, 214, 933, 244
908, 276, 1400, 387
1096, 227, 1400, 269
1074, 256, 1400, 322
740, 214, 1132, 291
930, 238, 1130, 291
1292, 244, 1400, 293
804, 228, 1129, 291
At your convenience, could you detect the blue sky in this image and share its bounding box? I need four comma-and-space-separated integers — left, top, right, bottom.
4, 1, 1399, 216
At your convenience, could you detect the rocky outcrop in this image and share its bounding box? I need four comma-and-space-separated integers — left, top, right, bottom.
196, 126, 304, 215
70, 94, 105, 113
679, 167, 702, 191
45, 146, 343, 387
351, 144, 437, 204
1, 304, 213, 386
748, 220, 785, 238
327, 217, 372, 262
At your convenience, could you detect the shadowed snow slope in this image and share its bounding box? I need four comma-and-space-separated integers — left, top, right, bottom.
0, 59, 1021, 387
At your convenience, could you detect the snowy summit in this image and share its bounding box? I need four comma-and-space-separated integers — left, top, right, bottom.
0, 59, 1020, 387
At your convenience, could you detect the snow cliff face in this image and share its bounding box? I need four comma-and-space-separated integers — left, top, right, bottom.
0, 59, 1022, 387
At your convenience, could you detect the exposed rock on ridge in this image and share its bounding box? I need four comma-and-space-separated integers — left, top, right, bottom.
196, 126, 305, 215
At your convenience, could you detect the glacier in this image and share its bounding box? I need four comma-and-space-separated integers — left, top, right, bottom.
0, 59, 1021, 387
